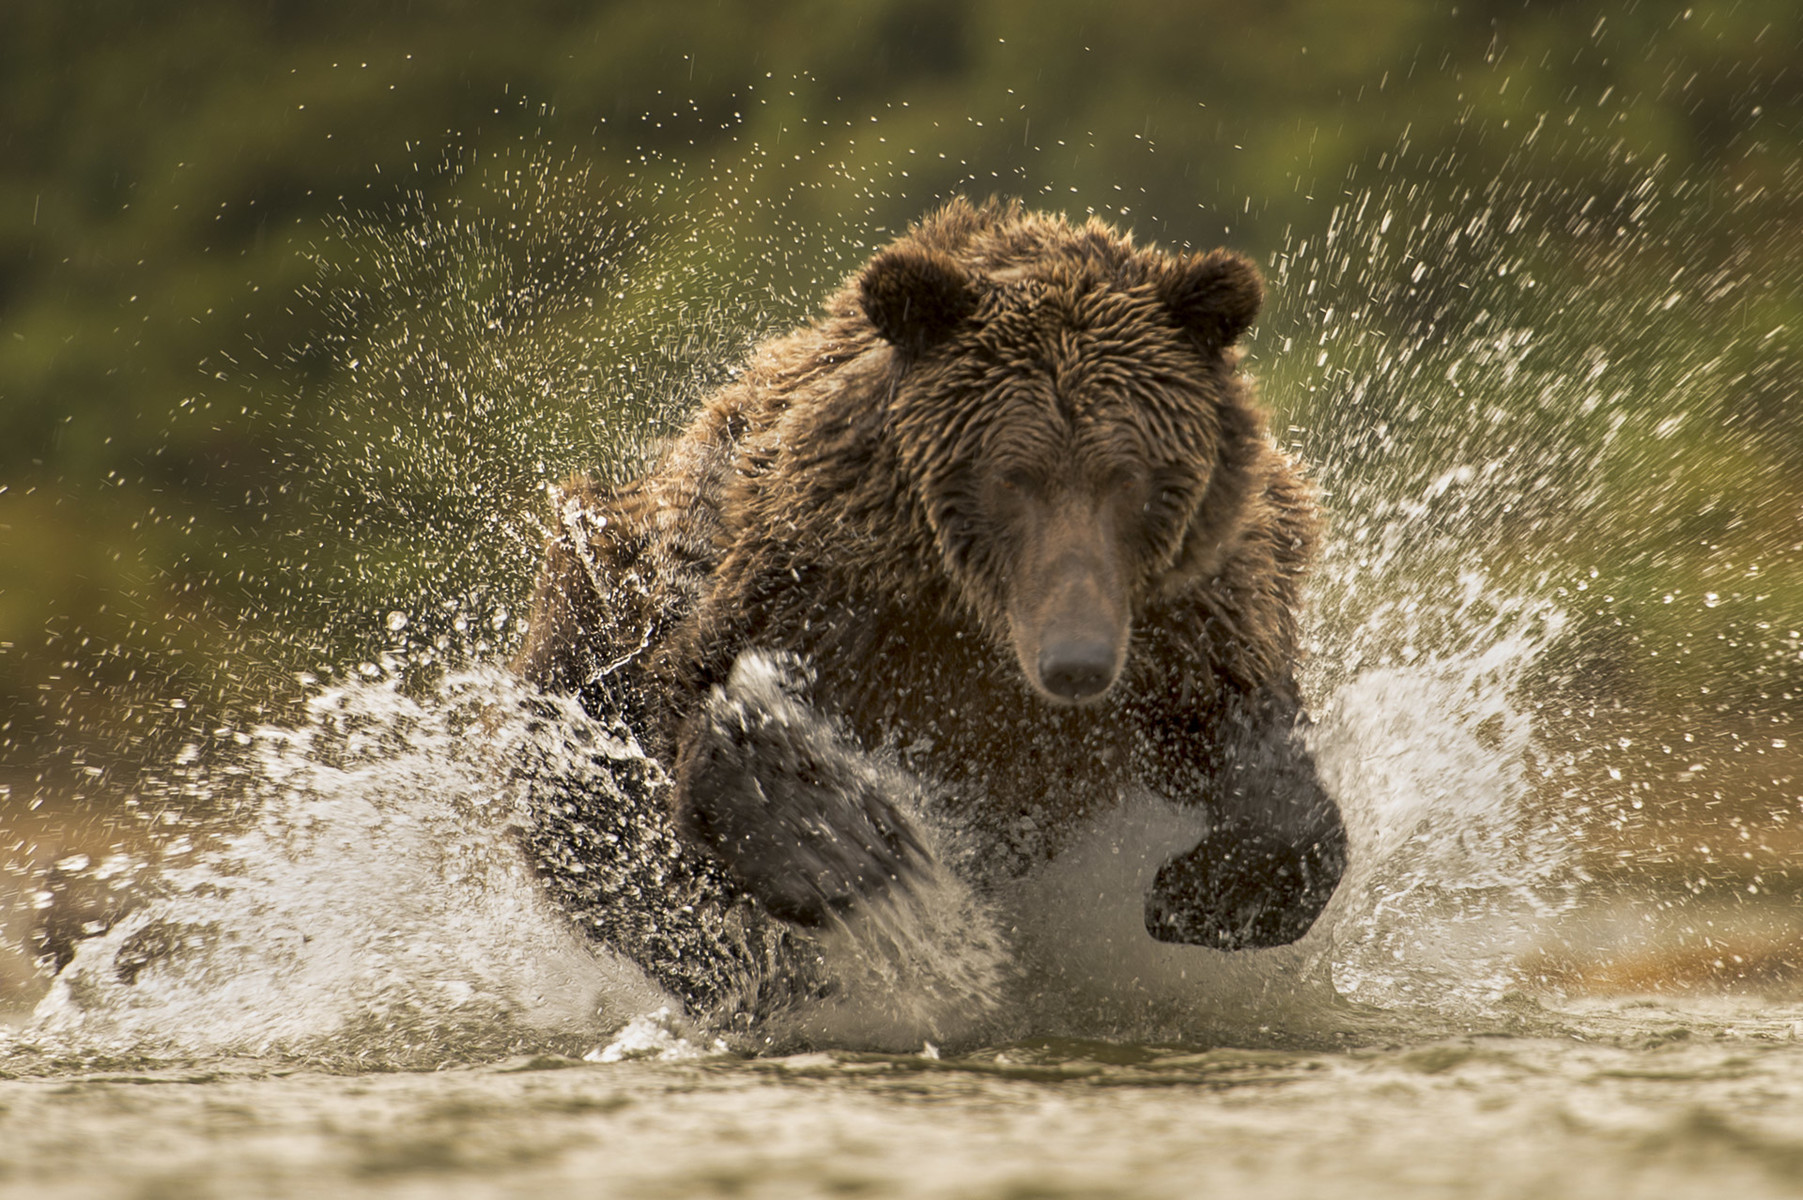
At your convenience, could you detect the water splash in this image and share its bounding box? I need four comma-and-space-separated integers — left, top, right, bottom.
28, 668, 666, 1068
1319, 630, 1574, 1011
11, 590, 1570, 1066
1301, 470, 1580, 1013
18, 609, 1571, 1063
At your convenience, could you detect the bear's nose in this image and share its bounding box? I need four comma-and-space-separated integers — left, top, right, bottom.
1037, 639, 1118, 702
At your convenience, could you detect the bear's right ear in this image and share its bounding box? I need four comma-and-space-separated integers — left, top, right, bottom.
860, 245, 979, 358
1161, 249, 1264, 354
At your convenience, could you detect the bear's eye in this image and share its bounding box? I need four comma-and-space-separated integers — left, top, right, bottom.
1098, 466, 1150, 507
997, 469, 1035, 494
1099, 465, 1141, 491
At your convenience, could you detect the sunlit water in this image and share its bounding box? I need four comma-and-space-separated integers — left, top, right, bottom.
5, 109, 1802, 1197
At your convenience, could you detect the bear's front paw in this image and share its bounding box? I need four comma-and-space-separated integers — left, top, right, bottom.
1144, 824, 1344, 951
674, 651, 929, 927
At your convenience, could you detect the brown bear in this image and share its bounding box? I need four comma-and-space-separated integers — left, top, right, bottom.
514, 198, 1346, 1016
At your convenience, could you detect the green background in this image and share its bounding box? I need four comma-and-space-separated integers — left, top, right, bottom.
1, 0, 1798, 883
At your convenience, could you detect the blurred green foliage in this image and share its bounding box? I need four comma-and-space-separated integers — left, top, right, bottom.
1, 0, 1798, 793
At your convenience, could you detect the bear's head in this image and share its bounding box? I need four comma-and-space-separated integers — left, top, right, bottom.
858, 201, 1267, 706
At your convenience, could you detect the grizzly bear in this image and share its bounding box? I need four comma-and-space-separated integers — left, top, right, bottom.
514, 198, 1346, 1020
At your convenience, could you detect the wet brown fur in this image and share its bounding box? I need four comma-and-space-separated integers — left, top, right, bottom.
515, 198, 1320, 854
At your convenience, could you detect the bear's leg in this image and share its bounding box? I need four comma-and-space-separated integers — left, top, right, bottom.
674, 651, 933, 928
519, 695, 785, 1015
1144, 689, 1347, 950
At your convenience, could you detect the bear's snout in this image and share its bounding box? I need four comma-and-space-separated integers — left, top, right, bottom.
1008, 498, 1130, 706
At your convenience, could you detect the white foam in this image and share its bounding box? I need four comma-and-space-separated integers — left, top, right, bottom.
32, 668, 668, 1065
1317, 635, 1576, 1010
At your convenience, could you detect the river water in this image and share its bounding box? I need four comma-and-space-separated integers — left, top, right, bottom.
7, 1003, 1803, 1199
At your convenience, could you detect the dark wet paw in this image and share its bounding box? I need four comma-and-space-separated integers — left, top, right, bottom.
1144, 824, 1345, 950
674, 652, 929, 927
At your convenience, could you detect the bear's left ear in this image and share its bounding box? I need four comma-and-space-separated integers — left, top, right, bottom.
860, 244, 979, 358
1160, 249, 1264, 353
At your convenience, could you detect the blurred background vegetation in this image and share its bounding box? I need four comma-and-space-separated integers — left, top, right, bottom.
1, 0, 1798, 899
